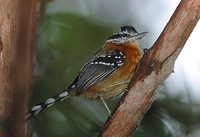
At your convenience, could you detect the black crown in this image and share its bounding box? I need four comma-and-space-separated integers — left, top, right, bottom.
120, 26, 138, 34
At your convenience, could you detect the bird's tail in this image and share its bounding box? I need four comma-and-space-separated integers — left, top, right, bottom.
25, 90, 69, 121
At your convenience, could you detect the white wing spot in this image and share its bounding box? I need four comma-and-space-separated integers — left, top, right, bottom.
71, 85, 75, 88
117, 63, 124, 66
119, 52, 123, 55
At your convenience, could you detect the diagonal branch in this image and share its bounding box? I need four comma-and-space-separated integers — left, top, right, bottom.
98, 0, 200, 137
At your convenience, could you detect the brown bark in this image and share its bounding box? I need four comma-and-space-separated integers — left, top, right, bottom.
98, 0, 200, 137
0, 0, 40, 137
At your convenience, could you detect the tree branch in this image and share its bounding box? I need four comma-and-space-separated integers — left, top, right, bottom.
98, 0, 200, 137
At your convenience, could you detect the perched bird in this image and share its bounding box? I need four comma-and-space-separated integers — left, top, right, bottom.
26, 26, 147, 120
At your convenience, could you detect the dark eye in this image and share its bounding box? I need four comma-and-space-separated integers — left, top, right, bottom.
121, 33, 130, 38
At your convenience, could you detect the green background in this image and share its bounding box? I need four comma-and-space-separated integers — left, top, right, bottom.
28, 1, 200, 137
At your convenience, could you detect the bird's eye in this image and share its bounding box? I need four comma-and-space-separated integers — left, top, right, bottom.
121, 33, 130, 39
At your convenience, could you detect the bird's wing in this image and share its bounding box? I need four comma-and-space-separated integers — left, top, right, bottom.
68, 50, 126, 95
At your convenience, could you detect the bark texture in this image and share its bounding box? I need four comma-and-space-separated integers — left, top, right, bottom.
98, 0, 200, 137
0, 0, 40, 137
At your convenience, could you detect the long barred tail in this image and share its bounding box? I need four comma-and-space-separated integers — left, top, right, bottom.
25, 90, 69, 121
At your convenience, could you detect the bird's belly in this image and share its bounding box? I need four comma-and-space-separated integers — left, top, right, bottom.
80, 80, 129, 100
100, 82, 128, 99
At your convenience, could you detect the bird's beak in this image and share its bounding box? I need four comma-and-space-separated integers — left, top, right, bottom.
134, 32, 148, 40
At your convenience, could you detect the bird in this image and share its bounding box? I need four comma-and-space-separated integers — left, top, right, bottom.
26, 25, 148, 120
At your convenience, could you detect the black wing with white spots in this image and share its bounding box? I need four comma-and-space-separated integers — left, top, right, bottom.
68, 50, 126, 95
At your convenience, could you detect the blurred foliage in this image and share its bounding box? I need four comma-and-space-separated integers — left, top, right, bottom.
28, 1, 200, 137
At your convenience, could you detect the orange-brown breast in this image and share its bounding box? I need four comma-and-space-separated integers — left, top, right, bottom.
80, 43, 142, 99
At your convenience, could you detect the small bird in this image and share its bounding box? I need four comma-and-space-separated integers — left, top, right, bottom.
26, 26, 147, 120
